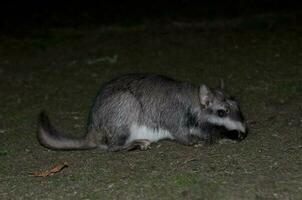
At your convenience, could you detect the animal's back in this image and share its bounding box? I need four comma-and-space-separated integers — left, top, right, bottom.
89, 74, 198, 132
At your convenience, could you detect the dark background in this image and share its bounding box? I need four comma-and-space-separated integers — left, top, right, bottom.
1, 1, 301, 31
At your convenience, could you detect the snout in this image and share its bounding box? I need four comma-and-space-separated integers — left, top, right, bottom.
237, 123, 248, 141
223, 129, 248, 141
237, 131, 247, 141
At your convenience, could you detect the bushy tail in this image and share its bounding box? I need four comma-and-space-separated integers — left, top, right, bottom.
37, 111, 97, 150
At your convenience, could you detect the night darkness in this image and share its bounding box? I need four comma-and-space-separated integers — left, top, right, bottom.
1, 1, 302, 200
1, 1, 301, 32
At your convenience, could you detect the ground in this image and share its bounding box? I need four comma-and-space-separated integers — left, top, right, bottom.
0, 14, 302, 200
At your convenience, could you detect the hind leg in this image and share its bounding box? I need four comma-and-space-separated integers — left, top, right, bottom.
105, 127, 131, 152
104, 125, 152, 152
91, 91, 143, 152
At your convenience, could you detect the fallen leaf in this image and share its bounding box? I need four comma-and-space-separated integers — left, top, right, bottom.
30, 162, 69, 177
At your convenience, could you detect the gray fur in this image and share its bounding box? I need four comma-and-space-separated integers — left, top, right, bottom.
38, 74, 247, 151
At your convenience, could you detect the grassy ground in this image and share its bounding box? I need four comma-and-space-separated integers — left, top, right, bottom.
0, 14, 302, 199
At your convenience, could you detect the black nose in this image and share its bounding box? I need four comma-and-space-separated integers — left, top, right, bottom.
237, 131, 247, 141
222, 130, 247, 141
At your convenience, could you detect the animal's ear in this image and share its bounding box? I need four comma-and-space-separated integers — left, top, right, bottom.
220, 79, 225, 90
199, 84, 213, 107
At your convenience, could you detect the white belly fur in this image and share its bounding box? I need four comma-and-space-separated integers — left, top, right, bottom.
127, 124, 174, 144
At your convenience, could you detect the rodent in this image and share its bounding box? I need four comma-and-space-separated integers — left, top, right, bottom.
38, 74, 247, 151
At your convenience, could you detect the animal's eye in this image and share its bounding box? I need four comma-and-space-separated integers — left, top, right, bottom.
217, 109, 227, 117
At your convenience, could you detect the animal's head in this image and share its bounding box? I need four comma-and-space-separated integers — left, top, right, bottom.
199, 82, 247, 141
